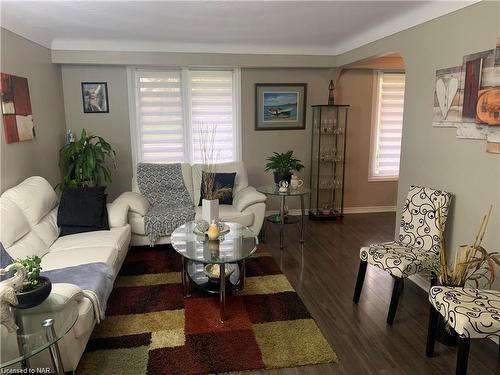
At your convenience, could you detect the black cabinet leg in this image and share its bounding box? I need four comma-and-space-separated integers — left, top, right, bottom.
386, 276, 404, 325
353, 260, 367, 304
456, 337, 470, 375
426, 304, 439, 357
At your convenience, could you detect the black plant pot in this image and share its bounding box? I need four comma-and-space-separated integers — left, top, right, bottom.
273, 172, 292, 185
16, 277, 52, 309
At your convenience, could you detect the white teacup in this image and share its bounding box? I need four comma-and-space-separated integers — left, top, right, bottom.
290, 179, 304, 189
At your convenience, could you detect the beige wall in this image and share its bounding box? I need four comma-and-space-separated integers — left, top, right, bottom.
241, 68, 334, 209
61, 65, 132, 200
0, 29, 66, 191
336, 70, 398, 208
337, 1, 500, 278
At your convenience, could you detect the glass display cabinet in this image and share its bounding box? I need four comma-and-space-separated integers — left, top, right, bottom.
309, 105, 349, 220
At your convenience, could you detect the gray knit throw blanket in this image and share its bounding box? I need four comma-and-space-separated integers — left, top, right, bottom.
137, 163, 195, 245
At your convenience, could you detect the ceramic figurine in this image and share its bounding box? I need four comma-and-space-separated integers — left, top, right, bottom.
0, 263, 28, 332
278, 180, 289, 193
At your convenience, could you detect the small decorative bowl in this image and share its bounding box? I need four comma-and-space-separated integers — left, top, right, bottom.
204, 264, 236, 282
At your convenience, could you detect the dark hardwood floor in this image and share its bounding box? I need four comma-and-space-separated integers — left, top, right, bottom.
236, 212, 500, 375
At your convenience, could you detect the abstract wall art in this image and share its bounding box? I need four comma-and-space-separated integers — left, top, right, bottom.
0, 73, 35, 144
433, 37, 500, 154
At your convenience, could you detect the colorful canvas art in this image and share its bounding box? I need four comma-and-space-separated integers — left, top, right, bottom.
433, 37, 500, 154
0, 73, 35, 144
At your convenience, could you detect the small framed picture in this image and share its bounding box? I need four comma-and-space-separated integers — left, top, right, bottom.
255, 83, 307, 130
81, 82, 109, 113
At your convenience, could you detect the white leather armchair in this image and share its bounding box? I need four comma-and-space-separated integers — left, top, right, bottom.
125, 161, 267, 246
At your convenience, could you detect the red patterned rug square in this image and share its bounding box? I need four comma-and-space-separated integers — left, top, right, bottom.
184, 295, 252, 335
106, 283, 184, 315
243, 291, 311, 324
76, 244, 337, 374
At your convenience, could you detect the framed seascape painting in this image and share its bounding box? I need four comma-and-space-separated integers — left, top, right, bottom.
81, 82, 109, 113
255, 83, 307, 130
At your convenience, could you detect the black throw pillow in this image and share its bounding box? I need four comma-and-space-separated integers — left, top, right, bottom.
58, 187, 110, 237
198, 172, 237, 206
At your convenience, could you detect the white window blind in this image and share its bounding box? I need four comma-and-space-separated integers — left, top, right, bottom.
131, 68, 240, 165
371, 72, 405, 179
136, 71, 184, 163
190, 70, 235, 163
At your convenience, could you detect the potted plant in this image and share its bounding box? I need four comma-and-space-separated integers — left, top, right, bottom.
15, 256, 52, 309
265, 151, 304, 185
430, 205, 499, 345
59, 128, 116, 189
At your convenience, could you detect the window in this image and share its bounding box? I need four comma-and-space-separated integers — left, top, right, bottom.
370, 71, 405, 180
129, 68, 241, 164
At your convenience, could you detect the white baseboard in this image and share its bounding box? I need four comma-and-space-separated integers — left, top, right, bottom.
265, 206, 396, 216
344, 206, 397, 213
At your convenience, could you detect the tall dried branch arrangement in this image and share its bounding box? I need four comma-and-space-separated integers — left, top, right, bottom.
197, 122, 232, 201
436, 205, 499, 288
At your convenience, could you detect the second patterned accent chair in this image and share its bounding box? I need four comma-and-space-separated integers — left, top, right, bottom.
352, 185, 453, 325
426, 287, 500, 375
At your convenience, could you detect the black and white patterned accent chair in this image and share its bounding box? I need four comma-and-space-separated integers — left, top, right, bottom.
352, 185, 453, 325
426, 287, 500, 375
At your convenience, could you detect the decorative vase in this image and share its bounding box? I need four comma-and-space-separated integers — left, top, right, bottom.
16, 277, 52, 309
273, 172, 292, 185
202, 199, 219, 224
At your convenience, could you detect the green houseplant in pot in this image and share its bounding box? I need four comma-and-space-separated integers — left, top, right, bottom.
265, 151, 304, 185
15, 255, 52, 309
59, 128, 116, 189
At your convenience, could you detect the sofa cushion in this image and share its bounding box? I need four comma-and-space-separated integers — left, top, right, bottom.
2, 176, 58, 226
57, 187, 107, 228
41, 246, 119, 271
0, 197, 30, 248
49, 226, 130, 253
192, 162, 248, 205
199, 172, 237, 205
6, 231, 48, 260
32, 208, 59, 248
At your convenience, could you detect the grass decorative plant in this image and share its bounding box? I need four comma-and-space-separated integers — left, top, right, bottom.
434, 205, 499, 288
197, 123, 232, 201
59, 128, 116, 189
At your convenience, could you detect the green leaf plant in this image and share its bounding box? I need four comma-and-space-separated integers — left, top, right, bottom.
264, 150, 304, 177
59, 129, 116, 189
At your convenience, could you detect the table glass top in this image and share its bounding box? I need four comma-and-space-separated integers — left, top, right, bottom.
257, 185, 311, 196
171, 221, 258, 264
1, 305, 78, 368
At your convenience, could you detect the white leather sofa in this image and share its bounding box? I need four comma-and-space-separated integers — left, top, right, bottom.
0, 176, 131, 371
124, 161, 267, 246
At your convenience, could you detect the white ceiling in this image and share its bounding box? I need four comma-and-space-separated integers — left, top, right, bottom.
0, 1, 478, 55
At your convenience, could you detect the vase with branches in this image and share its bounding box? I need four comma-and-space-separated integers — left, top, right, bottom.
197, 123, 232, 224
432, 205, 499, 288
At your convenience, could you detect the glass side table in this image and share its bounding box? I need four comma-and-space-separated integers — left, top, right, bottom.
257, 185, 311, 249
1, 305, 78, 374
171, 221, 258, 323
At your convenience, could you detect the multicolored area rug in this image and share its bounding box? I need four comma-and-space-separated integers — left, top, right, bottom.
77, 245, 337, 374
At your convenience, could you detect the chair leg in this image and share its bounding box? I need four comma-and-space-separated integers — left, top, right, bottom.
386, 276, 404, 325
430, 271, 437, 287
456, 337, 470, 375
353, 260, 367, 304
426, 303, 439, 357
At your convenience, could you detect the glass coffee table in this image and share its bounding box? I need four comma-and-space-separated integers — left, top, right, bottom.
1, 306, 78, 374
171, 221, 258, 322
257, 185, 311, 249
